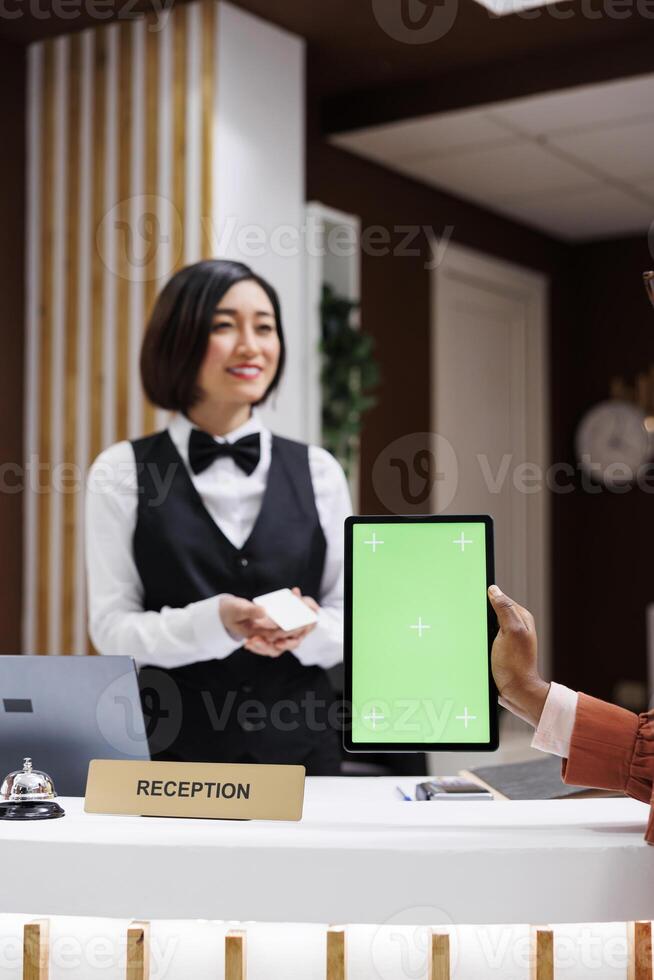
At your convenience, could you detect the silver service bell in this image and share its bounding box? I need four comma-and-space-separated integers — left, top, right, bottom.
0, 758, 65, 820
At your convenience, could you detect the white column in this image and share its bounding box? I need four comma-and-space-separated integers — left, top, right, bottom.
216, 1, 305, 440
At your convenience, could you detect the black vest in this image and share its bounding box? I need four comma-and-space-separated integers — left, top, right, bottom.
131, 429, 337, 765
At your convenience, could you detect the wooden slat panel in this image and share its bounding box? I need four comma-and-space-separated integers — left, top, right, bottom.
428, 931, 450, 980
225, 930, 246, 980
629, 921, 653, 980
126, 920, 150, 980
142, 15, 159, 435
36, 40, 56, 655
171, 3, 187, 272
531, 927, 554, 980
201, 0, 216, 258
90, 27, 107, 466
115, 20, 133, 443
61, 33, 83, 656
326, 927, 346, 980
23, 918, 49, 980
87, 26, 109, 656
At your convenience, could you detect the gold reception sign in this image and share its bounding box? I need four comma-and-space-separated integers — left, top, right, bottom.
85, 760, 306, 821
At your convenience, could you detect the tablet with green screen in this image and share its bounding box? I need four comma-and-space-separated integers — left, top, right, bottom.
344, 515, 498, 752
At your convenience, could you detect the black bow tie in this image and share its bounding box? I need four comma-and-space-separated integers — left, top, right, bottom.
188, 429, 261, 477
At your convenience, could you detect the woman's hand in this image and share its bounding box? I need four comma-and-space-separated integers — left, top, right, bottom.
487, 584, 550, 728
219, 595, 282, 644
244, 588, 320, 658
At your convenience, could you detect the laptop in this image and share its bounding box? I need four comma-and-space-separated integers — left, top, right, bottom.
0, 655, 150, 797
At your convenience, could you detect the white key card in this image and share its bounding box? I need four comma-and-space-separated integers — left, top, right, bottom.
252, 588, 318, 632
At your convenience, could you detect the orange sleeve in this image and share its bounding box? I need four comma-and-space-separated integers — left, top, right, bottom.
561, 693, 654, 844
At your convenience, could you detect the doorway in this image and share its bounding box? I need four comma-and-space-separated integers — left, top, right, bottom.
432, 243, 550, 674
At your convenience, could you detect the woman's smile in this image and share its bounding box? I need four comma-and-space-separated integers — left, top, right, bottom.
226, 364, 264, 380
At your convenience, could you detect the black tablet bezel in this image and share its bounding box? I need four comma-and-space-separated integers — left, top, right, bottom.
343, 514, 499, 754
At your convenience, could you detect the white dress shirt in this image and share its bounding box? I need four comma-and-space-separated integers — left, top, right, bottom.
86, 410, 353, 671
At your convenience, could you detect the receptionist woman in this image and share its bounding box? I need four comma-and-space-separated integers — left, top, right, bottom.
86, 259, 352, 774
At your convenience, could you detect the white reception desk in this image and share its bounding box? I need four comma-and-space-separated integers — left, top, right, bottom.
0, 777, 651, 925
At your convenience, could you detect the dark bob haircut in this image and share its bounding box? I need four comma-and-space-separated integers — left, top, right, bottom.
140, 259, 286, 412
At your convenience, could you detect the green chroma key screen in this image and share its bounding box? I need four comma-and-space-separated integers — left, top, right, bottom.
344, 516, 498, 752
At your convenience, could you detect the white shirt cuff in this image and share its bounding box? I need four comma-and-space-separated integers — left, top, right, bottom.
530, 681, 578, 758
190, 594, 243, 660
291, 608, 343, 669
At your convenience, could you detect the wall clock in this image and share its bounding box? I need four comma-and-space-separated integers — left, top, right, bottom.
575, 399, 651, 487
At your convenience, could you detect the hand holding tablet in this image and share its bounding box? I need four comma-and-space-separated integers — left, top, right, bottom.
344, 515, 498, 752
